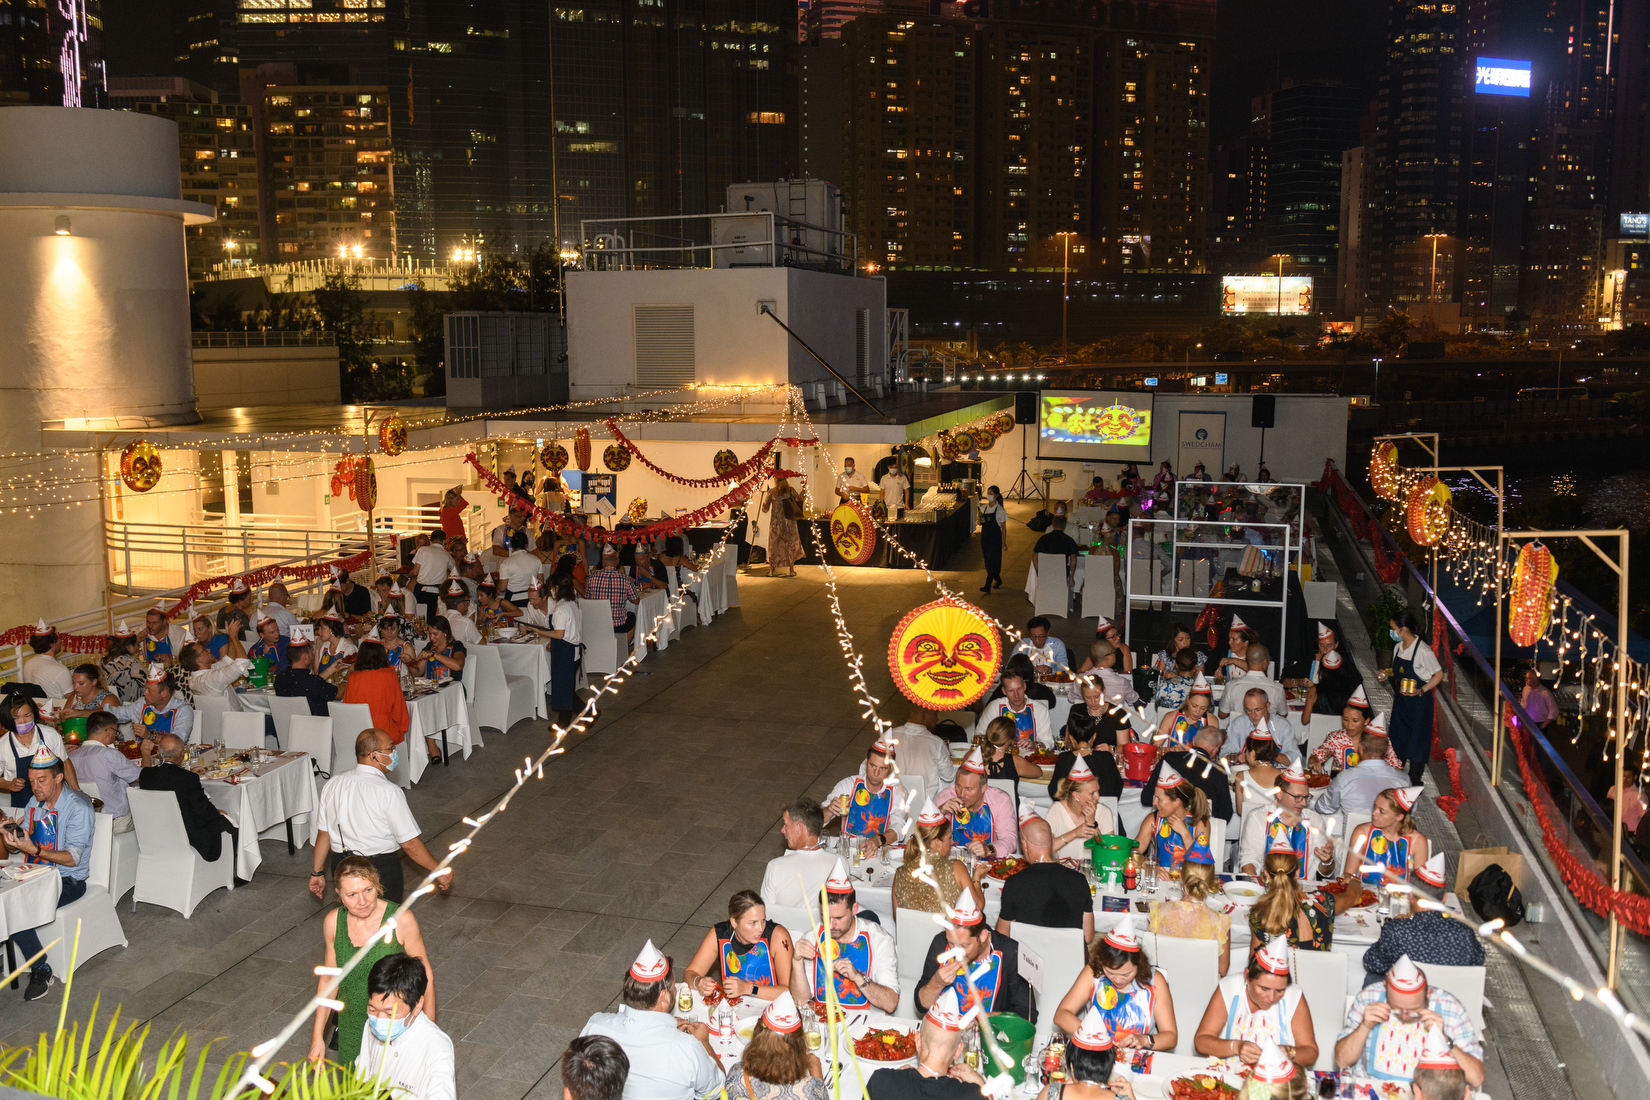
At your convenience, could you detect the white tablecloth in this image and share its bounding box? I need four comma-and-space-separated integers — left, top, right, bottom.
406, 683, 479, 784
1025, 558, 1086, 599
677, 992, 915, 1096
0, 866, 60, 945
496, 641, 551, 718
201, 750, 319, 880
633, 589, 675, 658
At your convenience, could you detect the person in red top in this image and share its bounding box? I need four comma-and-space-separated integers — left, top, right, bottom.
339, 639, 411, 746
437, 486, 467, 541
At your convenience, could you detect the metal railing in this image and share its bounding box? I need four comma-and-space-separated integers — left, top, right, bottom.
576, 212, 858, 273
104, 519, 401, 595
191, 330, 337, 348
1322, 475, 1650, 1029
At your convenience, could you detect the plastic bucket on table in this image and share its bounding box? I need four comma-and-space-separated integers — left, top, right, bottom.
248, 657, 274, 687
1121, 741, 1157, 783
1087, 834, 1137, 883
985, 1013, 1034, 1084
59, 717, 87, 739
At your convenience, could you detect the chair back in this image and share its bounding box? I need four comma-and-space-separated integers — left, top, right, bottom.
578, 599, 621, 674
1139, 932, 1221, 1055
986, 777, 1018, 810
465, 645, 512, 731
220, 711, 265, 751
763, 905, 814, 948
1080, 553, 1116, 620
1419, 963, 1487, 1033
87, 810, 114, 891
1096, 796, 1120, 834
287, 715, 334, 775
897, 908, 945, 1017
1007, 921, 1087, 1049
269, 695, 314, 747
1290, 948, 1350, 1070
326, 702, 376, 773
1304, 713, 1338, 756
80, 780, 102, 800
1033, 553, 1070, 619
128, 787, 190, 850
897, 773, 925, 813
193, 694, 232, 745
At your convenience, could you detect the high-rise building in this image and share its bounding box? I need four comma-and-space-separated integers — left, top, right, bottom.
1366, 0, 1469, 321
107, 76, 262, 279
838, 14, 975, 270
0, 0, 105, 106
1248, 82, 1363, 283
1205, 138, 1256, 275
176, 0, 241, 98
1337, 144, 1374, 319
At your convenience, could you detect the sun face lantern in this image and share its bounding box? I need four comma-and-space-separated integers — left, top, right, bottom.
712, 449, 739, 477
951, 430, 977, 455
378, 416, 407, 456
1405, 476, 1451, 547
603, 443, 631, 472
1369, 441, 1403, 501
974, 429, 995, 453
830, 501, 875, 565
575, 427, 592, 471
354, 457, 378, 512
540, 442, 569, 476
1509, 541, 1559, 647
626, 497, 648, 522
887, 598, 1003, 710
119, 439, 163, 493
991, 412, 1015, 435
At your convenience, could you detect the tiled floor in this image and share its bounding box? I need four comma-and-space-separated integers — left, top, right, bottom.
0, 519, 1030, 1099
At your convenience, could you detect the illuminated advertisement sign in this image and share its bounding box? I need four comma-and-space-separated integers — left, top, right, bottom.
1220, 276, 1314, 315
1620, 213, 1650, 237
1475, 57, 1532, 97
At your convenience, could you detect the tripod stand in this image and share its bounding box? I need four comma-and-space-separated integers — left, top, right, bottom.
1008, 423, 1044, 502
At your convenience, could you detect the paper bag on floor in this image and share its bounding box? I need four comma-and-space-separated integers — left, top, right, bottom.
1454, 846, 1522, 897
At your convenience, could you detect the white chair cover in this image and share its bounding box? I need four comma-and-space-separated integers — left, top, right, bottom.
1007, 921, 1088, 1050
43, 811, 128, 975
326, 702, 375, 775
220, 711, 265, 752
287, 715, 335, 777
578, 599, 620, 675
1292, 948, 1351, 1071
128, 787, 234, 919
269, 695, 314, 749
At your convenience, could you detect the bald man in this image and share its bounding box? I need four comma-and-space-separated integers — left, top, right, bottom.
996, 817, 1094, 942
137, 733, 235, 860
312, 728, 451, 902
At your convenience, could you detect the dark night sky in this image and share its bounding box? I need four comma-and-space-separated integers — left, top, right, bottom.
1212, 0, 1389, 147
102, 0, 181, 78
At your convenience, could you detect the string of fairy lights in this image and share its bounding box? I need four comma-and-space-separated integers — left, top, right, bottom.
1369, 441, 1649, 769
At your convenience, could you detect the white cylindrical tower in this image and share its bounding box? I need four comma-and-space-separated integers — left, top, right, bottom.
0, 107, 214, 621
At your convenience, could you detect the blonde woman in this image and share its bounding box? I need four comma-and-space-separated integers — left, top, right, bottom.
891, 799, 985, 916
1248, 850, 1351, 949
1048, 756, 1114, 862
1149, 851, 1231, 975
761, 476, 804, 578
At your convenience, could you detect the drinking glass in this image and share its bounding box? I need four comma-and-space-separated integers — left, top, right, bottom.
1140, 856, 1159, 895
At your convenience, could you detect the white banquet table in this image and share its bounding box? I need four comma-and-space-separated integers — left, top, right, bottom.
633, 589, 675, 656
0, 865, 61, 954
236, 683, 479, 784
198, 749, 319, 880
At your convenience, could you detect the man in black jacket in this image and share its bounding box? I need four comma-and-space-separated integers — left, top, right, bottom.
1138, 725, 1234, 823
912, 891, 1034, 1022
273, 626, 337, 717
137, 734, 234, 861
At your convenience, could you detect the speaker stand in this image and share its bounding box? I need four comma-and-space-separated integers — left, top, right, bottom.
1008, 424, 1043, 502
1258, 426, 1266, 468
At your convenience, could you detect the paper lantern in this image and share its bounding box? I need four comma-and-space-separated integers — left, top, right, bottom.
951, 430, 977, 455
887, 598, 1003, 710
1509, 541, 1559, 647
119, 439, 162, 493
830, 502, 875, 565
354, 457, 378, 512
575, 427, 591, 471
871, 500, 888, 522
990, 413, 1015, 435
378, 416, 407, 456
974, 429, 995, 452
626, 497, 648, 522
603, 444, 631, 472
713, 449, 739, 476
540, 442, 569, 475
939, 435, 960, 461
1369, 441, 1403, 501
1405, 476, 1451, 546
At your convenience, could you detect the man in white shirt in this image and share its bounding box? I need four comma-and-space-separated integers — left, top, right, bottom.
879, 467, 911, 513
884, 708, 957, 793
180, 636, 253, 699
262, 583, 299, 638
68, 712, 147, 832
310, 728, 453, 904
580, 941, 719, 1100
835, 457, 869, 501
560, 1036, 629, 1100
20, 622, 73, 700
788, 863, 901, 1013
759, 797, 837, 910
410, 532, 456, 621
822, 739, 909, 856
1237, 757, 1337, 879
439, 579, 483, 645
1221, 690, 1300, 763
1011, 616, 1069, 675
1313, 716, 1413, 818
975, 669, 1054, 748
354, 954, 455, 1100
497, 535, 544, 603
1219, 644, 1286, 720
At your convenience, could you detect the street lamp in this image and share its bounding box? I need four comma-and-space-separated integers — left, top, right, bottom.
1056, 231, 1076, 359
222, 238, 238, 268
1425, 232, 1447, 324
1271, 253, 1288, 317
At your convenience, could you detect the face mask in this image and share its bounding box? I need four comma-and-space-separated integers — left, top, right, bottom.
14, 721, 34, 736
381, 748, 400, 772
1389, 629, 1401, 642
367, 1012, 411, 1042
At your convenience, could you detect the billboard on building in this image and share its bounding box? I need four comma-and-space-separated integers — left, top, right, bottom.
1620, 213, 1650, 238
1220, 276, 1313, 315
1475, 57, 1532, 97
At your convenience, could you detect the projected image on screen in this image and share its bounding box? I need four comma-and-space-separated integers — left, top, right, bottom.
1038, 390, 1154, 462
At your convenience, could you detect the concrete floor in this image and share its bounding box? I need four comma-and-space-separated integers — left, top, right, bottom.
0, 503, 1587, 1100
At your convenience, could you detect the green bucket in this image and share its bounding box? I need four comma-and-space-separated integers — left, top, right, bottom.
59, 717, 87, 738
1087, 834, 1138, 884
248, 657, 274, 687
984, 1013, 1034, 1084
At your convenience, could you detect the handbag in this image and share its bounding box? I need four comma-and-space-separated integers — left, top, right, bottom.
1467, 863, 1526, 926
781, 492, 804, 520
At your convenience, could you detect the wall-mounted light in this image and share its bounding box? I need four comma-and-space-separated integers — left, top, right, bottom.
54, 215, 71, 236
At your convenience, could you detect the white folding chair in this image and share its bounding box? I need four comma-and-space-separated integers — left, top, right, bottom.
1291, 948, 1351, 1071
128, 787, 234, 918
987, 776, 1019, 813
326, 702, 376, 775
1008, 921, 1088, 1049
193, 694, 232, 746
1420, 963, 1487, 1032
44, 811, 127, 976
1140, 932, 1221, 1054
269, 695, 314, 749
723, 549, 740, 608
897, 908, 945, 1019
1034, 553, 1071, 619
1081, 553, 1115, 620
287, 714, 334, 780
220, 711, 265, 752
664, 568, 697, 638
579, 599, 620, 675
467, 645, 535, 733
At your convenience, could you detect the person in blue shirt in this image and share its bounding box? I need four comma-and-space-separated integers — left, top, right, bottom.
0, 742, 95, 1001
247, 610, 289, 672
107, 664, 196, 744
189, 611, 237, 660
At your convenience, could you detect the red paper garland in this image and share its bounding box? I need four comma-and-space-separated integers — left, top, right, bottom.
1436, 748, 1467, 822
464, 451, 795, 545
606, 419, 786, 487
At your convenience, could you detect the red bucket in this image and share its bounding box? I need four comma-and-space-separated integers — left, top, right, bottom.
1121, 742, 1158, 784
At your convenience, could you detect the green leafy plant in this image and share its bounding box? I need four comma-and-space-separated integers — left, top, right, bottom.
1369, 589, 1408, 663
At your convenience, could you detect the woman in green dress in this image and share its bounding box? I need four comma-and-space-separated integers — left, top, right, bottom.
308, 855, 436, 1066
